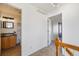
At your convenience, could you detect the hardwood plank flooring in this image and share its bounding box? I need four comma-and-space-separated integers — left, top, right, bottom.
1, 44, 21, 56
1, 41, 62, 56
30, 41, 62, 56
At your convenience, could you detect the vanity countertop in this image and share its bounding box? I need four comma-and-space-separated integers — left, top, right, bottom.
1, 33, 16, 37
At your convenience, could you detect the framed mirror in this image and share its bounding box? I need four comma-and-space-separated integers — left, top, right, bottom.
3, 21, 14, 29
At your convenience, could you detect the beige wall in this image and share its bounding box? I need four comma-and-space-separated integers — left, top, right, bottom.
0, 3, 21, 33
1, 12, 21, 33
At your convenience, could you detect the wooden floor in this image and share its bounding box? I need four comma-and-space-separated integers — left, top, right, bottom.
1, 44, 21, 56
30, 41, 62, 56
1, 41, 62, 56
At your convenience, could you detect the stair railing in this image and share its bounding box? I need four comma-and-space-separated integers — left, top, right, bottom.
55, 38, 79, 56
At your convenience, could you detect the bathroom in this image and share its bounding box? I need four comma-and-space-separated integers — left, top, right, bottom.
0, 3, 21, 56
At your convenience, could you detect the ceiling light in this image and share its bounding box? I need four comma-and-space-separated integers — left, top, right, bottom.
51, 3, 56, 7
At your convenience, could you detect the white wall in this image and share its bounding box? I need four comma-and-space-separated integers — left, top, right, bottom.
62, 3, 79, 56
62, 3, 79, 46
22, 4, 47, 55
10, 4, 48, 56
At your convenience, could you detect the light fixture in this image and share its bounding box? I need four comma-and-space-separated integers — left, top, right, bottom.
51, 3, 56, 7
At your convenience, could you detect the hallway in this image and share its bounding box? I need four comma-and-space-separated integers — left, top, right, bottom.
30, 41, 62, 56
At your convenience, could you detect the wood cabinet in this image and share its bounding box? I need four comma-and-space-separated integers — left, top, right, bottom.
1, 35, 16, 49
10, 36, 16, 47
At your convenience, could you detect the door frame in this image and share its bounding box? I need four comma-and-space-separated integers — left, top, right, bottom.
47, 13, 62, 46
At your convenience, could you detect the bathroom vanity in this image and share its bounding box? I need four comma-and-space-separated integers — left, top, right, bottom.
1, 33, 16, 49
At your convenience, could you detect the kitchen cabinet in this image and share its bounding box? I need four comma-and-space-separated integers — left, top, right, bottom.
1, 35, 16, 49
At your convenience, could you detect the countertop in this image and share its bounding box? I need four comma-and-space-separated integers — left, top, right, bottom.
1, 33, 16, 37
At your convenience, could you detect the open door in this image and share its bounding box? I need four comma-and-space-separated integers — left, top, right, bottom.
0, 3, 21, 56
0, 20, 1, 56
58, 22, 62, 41
47, 13, 62, 46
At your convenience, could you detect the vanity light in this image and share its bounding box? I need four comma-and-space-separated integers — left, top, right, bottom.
2, 16, 14, 20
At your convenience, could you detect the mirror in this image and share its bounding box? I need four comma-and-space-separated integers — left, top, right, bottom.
3, 21, 14, 29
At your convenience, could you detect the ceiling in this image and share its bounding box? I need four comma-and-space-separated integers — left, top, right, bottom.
30, 3, 64, 15
50, 13, 62, 25
9, 3, 65, 15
